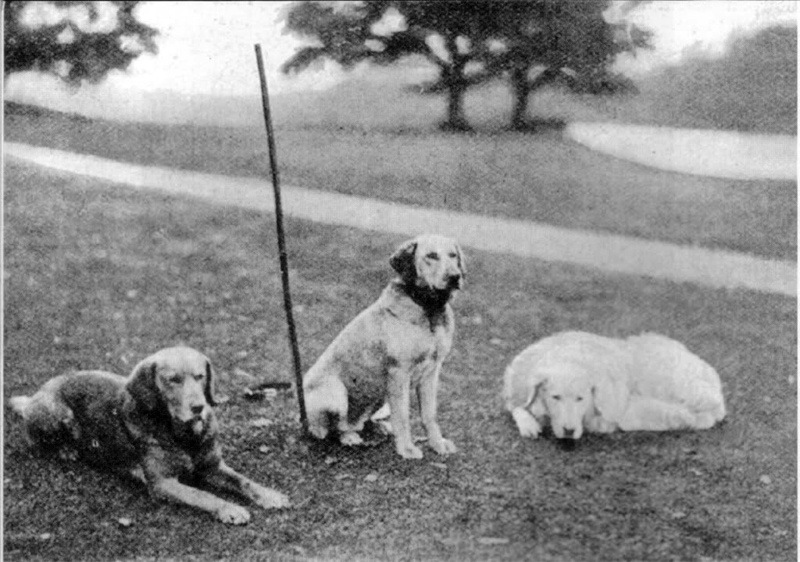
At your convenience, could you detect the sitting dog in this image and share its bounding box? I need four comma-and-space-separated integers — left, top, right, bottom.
503, 331, 726, 440
303, 234, 465, 459
9, 347, 289, 524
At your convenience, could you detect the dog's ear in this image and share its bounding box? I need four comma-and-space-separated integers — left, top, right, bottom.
523, 379, 546, 410
592, 374, 628, 423
204, 358, 218, 407
390, 239, 418, 280
125, 356, 160, 412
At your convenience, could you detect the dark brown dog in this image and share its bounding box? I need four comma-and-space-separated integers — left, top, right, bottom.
10, 347, 289, 524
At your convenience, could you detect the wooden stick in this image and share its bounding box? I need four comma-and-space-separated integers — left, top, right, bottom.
254, 44, 308, 434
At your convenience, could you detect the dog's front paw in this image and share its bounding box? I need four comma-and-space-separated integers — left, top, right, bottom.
396, 442, 424, 459
340, 431, 364, 446
254, 488, 291, 510
217, 504, 251, 525
512, 408, 542, 438
430, 438, 457, 455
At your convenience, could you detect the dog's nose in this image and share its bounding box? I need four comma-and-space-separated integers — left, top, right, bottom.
447, 273, 462, 287
190, 404, 205, 416
562, 427, 576, 439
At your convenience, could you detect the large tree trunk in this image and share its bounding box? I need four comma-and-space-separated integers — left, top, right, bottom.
439, 37, 472, 132
444, 78, 470, 132
510, 66, 530, 130
510, 66, 570, 131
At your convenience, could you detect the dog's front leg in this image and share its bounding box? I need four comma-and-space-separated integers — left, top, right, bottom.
418, 366, 456, 455
387, 367, 422, 459
202, 461, 290, 510
150, 477, 252, 525
511, 407, 543, 438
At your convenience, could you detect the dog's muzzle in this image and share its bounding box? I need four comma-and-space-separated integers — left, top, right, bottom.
446, 273, 463, 290
178, 405, 208, 436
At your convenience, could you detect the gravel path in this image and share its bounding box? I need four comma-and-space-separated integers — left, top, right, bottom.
5, 142, 795, 297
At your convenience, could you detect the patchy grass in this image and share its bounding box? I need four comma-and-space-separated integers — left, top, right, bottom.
4, 161, 796, 561
4, 102, 796, 261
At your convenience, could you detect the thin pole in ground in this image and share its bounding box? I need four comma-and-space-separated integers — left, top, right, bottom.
254, 43, 308, 435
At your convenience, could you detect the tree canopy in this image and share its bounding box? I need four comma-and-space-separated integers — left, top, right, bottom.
281, 1, 651, 130
4, 1, 158, 86
476, 0, 651, 128
282, 1, 492, 130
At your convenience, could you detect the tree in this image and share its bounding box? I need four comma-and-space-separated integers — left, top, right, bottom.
4, 1, 158, 86
281, 1, 495, 131
480, 0, 651, 129
280, 1, 650, 131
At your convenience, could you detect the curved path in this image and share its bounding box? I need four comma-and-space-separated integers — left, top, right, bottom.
566, 122, 796, 181
5, 142, 795, 297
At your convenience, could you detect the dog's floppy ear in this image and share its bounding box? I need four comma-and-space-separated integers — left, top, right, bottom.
390, 239, 418, 280
204, 358, 218, 407
592, 373, 628, 423
125, 356, 160, 412
523, 378, 546, 410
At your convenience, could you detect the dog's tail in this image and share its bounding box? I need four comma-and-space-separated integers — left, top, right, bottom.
9, 395, 32, 418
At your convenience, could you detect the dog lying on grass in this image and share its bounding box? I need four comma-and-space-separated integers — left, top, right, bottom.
504, 332, 726, 441
303, 234, 465, 459
9, 347, 289, 524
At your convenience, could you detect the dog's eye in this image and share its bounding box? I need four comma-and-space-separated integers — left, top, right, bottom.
576, 397, 584, 402
448, 252, 457, 258
551, 395, 561, 401
426, 252, 439, 260
194, 373, 205, 381
168, 375, 183, 384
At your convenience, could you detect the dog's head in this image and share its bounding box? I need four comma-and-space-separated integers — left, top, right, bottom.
125, 347, 217, 437
530, 364, 629, 440
390, 234, 465, 295
532, 367, 595, 440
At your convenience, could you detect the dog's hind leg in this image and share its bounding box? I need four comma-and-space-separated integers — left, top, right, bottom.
10, 386, 79, 452
689, 400, 726, 429
370, 403, 393, 435
304, 377, 348, 441
617, 397, 696, 431
337, 408, 375, 446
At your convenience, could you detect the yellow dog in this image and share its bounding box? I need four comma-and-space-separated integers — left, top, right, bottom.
304, 234, 465, 459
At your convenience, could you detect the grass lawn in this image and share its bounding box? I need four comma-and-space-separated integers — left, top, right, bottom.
5, 99, 796, 262
3, 160, 796, 561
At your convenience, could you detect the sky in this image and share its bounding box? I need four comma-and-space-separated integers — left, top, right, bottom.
4, 1, 796, 121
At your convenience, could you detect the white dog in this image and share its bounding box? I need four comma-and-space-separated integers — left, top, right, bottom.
503, 331, 726, 440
